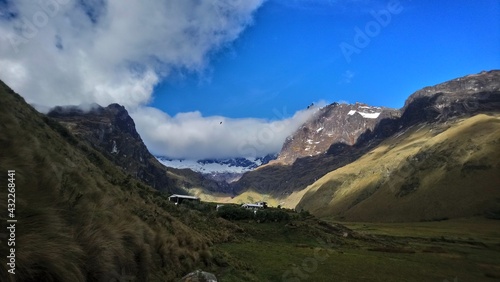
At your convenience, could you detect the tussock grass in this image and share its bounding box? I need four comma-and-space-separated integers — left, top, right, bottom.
0, 82, 217, 281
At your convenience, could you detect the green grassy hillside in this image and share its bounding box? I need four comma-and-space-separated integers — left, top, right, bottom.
296, 114, 500, 222
0, 81, 226, 281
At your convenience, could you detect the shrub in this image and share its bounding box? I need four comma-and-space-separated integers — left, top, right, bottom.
299, 209, 311, 219
183, 200, 216, 214
255, 209, 291, 222
216, 206, 291, 222
217, 205, 254, 220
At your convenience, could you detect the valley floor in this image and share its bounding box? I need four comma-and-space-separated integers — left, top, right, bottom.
214, 217, 500, 281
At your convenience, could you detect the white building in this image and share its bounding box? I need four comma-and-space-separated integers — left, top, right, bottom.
168, 194, 200, 205
241, 201, 267, 209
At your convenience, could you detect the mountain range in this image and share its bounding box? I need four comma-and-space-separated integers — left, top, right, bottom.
156, 154, 276, 183
43, 70, 500, 223
213, 70, 499, 221
1, 70, 500, 280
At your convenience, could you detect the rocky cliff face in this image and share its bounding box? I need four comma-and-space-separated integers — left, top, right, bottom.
232, 70, 500, 197
47, 103, 228, 194
401, 70, 500, 125
275, 103, 399, 165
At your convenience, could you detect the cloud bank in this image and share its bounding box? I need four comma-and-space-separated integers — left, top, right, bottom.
1, 0, 325, 159
131, 105, 320, 160
0, 0, 265, 108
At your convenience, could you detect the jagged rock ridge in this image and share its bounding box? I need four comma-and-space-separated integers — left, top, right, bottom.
48, 103, 228, 194
401, 70, 500, 125
275, 102, 399, 165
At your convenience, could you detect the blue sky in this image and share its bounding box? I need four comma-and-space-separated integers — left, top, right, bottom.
1, 0, 498, 159
152, 0, 500, 119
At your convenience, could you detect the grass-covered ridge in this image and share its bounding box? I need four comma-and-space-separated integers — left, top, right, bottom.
0, 81, 224, 281
296, 114, 500, 221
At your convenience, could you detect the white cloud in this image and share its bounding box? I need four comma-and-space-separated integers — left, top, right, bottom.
0, 0, 332, 160
0, 0, 265, 109
131, 105, 321, 159
0, 0, 300, 159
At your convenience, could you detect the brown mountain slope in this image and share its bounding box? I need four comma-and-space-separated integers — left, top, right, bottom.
296, 114, 500, 222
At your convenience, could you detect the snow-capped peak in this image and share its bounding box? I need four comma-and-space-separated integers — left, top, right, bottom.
156, 154, 276, 175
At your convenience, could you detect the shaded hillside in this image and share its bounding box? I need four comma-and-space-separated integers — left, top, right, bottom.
47, 104, 229, 194
296, 114, 500, 222
0, 81, 222, 281
232, 70, 500, 198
